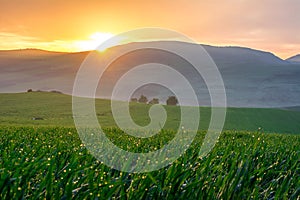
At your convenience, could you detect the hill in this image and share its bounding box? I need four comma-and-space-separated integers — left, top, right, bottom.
0, 49, 88, 93
1, 42, 300, 108
0, 92, 299, 134
203, 45, 286, 66
286, 54, 300, 63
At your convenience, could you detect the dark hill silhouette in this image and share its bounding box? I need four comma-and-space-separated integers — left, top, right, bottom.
286, 54, 300, 63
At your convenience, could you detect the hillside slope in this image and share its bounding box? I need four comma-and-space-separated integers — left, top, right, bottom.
0, 92, 299, 133
1, 42, 300, 107
286, 54, 300, 63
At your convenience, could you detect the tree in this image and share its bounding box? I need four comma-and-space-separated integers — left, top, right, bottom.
166, 96, 178, 106
148, 98, 159, 104
138, 95, 148, 104
27, 89, 33, 92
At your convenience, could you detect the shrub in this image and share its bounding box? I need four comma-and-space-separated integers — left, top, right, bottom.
130, 98, 138, 102
138, 95, 148, 104
148, 98, 159, 104
166, 96, 178, 106
50, 90, 63, 94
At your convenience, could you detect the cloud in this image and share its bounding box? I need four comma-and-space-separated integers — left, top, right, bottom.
0, 32, 76, 51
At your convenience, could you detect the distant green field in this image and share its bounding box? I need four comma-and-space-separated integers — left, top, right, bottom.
0, 92, 300, 134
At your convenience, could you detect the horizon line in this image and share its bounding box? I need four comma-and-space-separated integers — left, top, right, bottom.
0, 40, 298, 60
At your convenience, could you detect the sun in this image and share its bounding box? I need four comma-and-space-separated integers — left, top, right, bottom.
74, 32, 117, 52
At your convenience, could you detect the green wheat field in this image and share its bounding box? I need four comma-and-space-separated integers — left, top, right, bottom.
0, 92, 299, 199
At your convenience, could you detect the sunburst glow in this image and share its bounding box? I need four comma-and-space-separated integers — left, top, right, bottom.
74, 32, 116, 52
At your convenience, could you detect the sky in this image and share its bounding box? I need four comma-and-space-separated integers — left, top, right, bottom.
0, 0, 299, 59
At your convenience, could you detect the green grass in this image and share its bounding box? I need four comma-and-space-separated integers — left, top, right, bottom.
0, 92, 299, 199
0, 92, 300, 133
0, 126, 299, 199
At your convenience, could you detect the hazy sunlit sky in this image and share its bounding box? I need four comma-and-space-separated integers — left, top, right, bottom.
1, 0, 299, 58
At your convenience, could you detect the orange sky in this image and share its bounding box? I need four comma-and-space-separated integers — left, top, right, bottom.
0, 0, 299, 59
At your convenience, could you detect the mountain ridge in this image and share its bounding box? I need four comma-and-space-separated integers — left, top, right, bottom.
0, 41, 289, 60
286, 54, 300, 63
0, 41, 299, 108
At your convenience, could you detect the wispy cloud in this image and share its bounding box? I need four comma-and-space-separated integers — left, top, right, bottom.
0, 32, 91, 52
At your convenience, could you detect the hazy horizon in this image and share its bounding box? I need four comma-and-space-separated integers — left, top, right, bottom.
0, 40, 298, 60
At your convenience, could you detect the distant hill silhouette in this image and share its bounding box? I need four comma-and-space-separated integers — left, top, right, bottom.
0, 41, 299, 108
202, 45, 287, 66
286, 54, 300, 63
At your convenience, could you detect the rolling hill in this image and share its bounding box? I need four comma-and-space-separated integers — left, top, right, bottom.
0, 92, 300, 134
286, 54, 300, 63
0, 42, 300, 108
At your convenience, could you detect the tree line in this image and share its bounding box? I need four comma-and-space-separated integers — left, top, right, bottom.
131, 95, 178, 106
